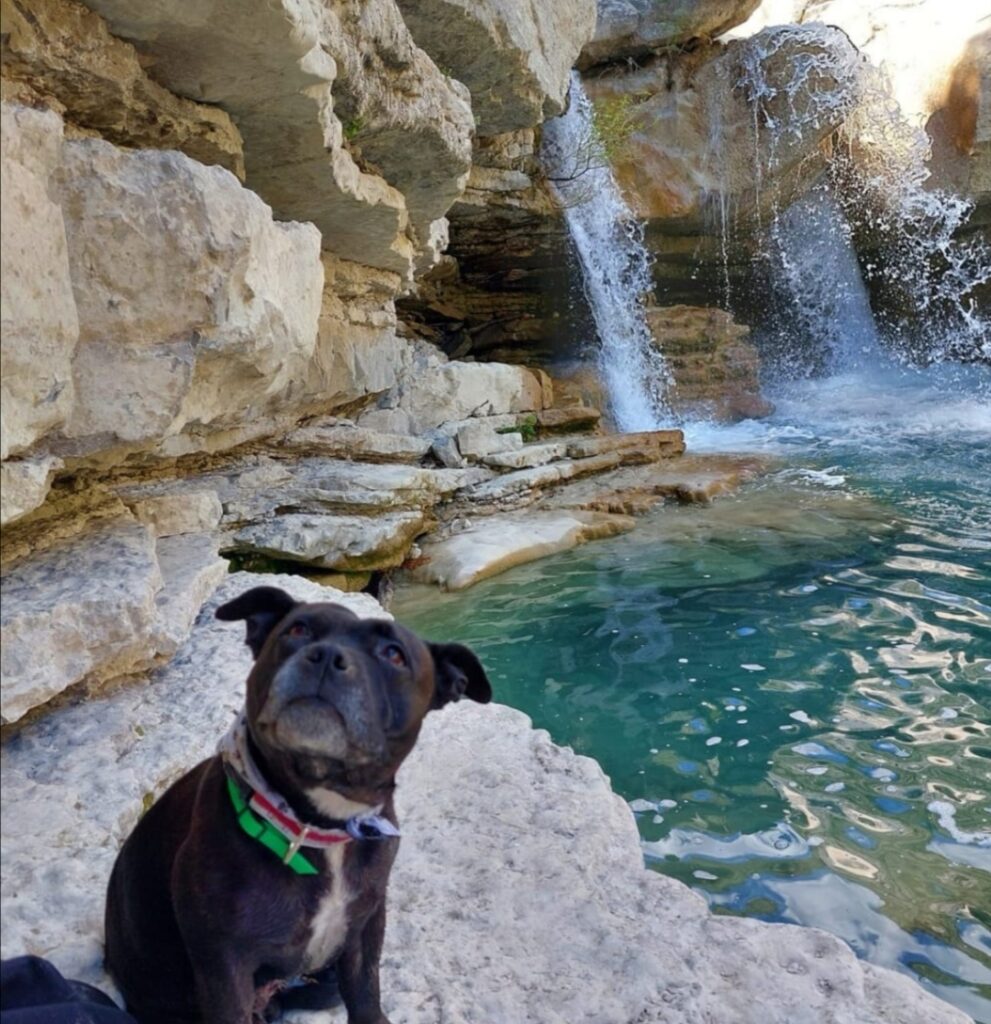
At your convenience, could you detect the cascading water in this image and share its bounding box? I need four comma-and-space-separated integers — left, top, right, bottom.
731, 24, 990, 370
769, 185, 882, 374
541, 73, 672, 432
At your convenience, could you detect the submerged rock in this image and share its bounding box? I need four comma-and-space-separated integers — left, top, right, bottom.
411, 508, 635, 589
0, 574, 968, 1023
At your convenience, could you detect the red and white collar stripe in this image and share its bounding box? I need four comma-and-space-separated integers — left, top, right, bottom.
218, 711, 399, 849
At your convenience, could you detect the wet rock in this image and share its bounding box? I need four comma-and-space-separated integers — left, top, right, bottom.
229, 511, 428, 572
0, 0, 244, 176
0, 103, 78, 461
411, 509, 635, 589
579, 0, 761, 68
646, 306, 772, 422
396, 0, 597, 134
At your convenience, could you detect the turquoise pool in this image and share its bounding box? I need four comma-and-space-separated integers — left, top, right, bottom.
394, 362, 991, 1021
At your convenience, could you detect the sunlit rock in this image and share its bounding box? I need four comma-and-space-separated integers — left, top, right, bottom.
579, 0, 760, 68
0, 103, 78, 461
397, 0, 597, 134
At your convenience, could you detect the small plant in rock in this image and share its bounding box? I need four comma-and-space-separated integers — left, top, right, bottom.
342, 116, 364, 141
496, 413, 539, 443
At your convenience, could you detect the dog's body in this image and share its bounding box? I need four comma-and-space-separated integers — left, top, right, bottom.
105, 586, 491, 1024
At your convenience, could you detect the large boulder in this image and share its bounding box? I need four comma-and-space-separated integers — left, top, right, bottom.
0, 104, 78, 462
78, 0, 474, 278
0, 0, 243, 177
396, 0, 597, 134
579, 0, 761, 68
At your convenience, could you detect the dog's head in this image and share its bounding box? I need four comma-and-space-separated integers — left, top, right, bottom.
216, 586, 491, 796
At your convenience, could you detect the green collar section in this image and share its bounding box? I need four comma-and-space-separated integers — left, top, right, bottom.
226, 776, 318, 876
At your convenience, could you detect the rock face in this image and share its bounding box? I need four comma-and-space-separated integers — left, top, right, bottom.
0, 104, 78, 462
56, 138, 323, 460
646, 305, 773, 421
0, 575, 968, 1024
79, 0, 474, 279
580, 24, 863, 306
0, 519, 225, 724
0, 0, 244, 177
396, 0, 597, 134
579, 0, 761, 68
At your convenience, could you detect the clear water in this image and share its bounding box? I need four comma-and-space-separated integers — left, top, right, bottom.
395, 362, 991, 1021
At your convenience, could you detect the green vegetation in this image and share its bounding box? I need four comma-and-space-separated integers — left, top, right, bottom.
342, 116, 364, 141
496, 413, 538, 443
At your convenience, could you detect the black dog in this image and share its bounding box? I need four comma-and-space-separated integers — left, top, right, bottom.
105, 586, 491, 1024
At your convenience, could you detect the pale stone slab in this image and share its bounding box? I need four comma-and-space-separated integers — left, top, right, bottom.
411, 509, 635, 589
55, 139, 323, 457
150, 534, 228, 656
580, 0, 760, 67
465, 451, 623, 502
481, 441, 569, 469
397, 0, 598, 133
391, 344, 545, 433
0, 455, 62, 526
122, 490, 223, 538
0, 103, 78, 459
1, 0, 244, 176
275, 422, 431, 464
0, 520, 227, 724
231, 512, 427, 572
456, 419, 523, 459
0, 519, 161, 724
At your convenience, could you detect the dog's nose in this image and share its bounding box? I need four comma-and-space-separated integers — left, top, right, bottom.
305, 643, 350, 673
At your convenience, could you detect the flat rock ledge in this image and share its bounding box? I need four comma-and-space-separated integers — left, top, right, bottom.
0, 575, 967, 1024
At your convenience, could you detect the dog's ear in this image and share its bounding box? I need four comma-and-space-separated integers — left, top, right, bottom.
429, 643, 492, 709
215, 586, 299, 658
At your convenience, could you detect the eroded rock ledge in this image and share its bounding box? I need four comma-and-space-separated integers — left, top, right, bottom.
0, 574, 967, 1024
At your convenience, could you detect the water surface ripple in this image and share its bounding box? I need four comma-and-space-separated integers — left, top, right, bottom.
395, 363, 991, 1021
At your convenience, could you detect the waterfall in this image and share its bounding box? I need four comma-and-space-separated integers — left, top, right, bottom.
733, 24, 990, 368
770, 185, 882, 372
541, 73, 672, 432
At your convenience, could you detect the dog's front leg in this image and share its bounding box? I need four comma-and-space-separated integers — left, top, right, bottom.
337, 903, 391, 1024
186, 951, 257, 1024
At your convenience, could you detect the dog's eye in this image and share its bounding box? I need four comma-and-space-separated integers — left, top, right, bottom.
383, 643, 406, 668
287, 622, 310, 640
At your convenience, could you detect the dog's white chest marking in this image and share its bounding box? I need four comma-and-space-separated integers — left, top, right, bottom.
302, 843, 352, 973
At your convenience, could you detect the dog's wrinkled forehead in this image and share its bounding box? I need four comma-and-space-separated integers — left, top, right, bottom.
277, 603, 423, 654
